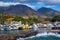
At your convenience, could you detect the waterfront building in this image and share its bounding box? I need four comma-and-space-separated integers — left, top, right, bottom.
23, 24, 30, 30
10, 21, 23, 29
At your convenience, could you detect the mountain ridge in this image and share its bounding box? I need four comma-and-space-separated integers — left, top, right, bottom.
0, 4, 37, 16
0, 4, 60, 16
37, 7, 60, 16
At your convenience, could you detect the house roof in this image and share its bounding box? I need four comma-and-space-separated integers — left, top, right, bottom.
6, 18, 14, 21
41, 21, 50, 24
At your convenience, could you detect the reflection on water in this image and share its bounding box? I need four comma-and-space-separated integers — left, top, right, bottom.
0, 29, 33, 34
0, 30, 24, 34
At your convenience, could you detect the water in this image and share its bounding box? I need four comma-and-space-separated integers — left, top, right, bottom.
0, 30, 25, 34
17, 25, 60, 40
16, 24, 60, 40
0, 29, 33, 34
0, 25, 60, 40
17, 33, 60, 40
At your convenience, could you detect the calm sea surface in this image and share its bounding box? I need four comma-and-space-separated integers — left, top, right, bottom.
0, 30, 24, 34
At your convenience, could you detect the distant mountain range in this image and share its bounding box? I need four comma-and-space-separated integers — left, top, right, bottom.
0, 4, 60, 16
37, 7, 60, 16
0, 4, 37, 16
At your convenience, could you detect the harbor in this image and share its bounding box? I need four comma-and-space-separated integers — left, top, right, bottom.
0, 0, 60, 40
0, 30, 38, 40
0, 21, 60, 40
0, 11, 60, 40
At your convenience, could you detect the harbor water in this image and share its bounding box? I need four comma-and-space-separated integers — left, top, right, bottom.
0, 25, 60, 40
0, 29, 60, 40
17, 26, 60, 40
17, 32, 60, 40
0, 30, 26, 34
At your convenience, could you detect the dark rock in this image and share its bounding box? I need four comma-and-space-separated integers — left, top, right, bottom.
0, 30, 38, 40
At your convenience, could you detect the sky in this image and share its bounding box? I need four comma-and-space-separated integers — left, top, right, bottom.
0, 0, 60, 11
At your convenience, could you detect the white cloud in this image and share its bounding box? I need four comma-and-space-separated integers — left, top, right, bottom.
18, 0, 60, 5
23, 4, 36, 9
46, 0, 60, 3
17, 0, 60, 5
0, 1, 36, 10
1, 0, 60, 5
18, 0, 28, 2
39, 0, 60, 5
1, 0, 60, 10
0, 1, 20, 6
37, 2, 44, 5
44, 5, 56, 8
17, 0, 41, 2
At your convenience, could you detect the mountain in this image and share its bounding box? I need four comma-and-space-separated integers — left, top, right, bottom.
0, 5, 60, 17
37, 7, 60, 16
0, 4, 37, 16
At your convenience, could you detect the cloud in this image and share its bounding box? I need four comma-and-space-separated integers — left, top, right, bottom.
42, 0, 60, 5
0, 0, 60, 11
0, 1, 20, 6
1, 0, 60, 5
0, 0, 17, 2
44, 5, 56, 8
0, 1, 36, 10
22, 4, 36, 10
17, 0, 60, 5
17, 0, 41, 2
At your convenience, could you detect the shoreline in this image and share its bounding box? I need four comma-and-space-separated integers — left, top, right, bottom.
0, 30, 38, 40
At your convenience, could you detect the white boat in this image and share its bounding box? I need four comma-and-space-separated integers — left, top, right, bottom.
32, 24, 38, 30
54, 21, 60, 27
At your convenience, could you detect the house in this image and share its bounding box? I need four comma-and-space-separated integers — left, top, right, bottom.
4, 21, 23, 30
39, 20, 54, 28
23, 24, 30, 30
22, 16, 29, 19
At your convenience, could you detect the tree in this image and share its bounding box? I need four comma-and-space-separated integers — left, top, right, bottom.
32, 12, 35, 16
25, 18, 34, 24
45, 12, 49, 17
44, 18, 51, 21
14, 16, 24, 21
33, 18, 40, 23
52, 15, 60, 22
51, 12, 55, 17
0, 12, 6, 24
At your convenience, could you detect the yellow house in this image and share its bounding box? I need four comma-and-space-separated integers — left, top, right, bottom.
23, 24, 30, 30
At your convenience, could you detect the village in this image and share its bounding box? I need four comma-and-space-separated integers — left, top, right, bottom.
0, 14, 60, 34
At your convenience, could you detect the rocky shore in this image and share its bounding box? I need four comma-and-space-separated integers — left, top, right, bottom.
0, 30, 38, 40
